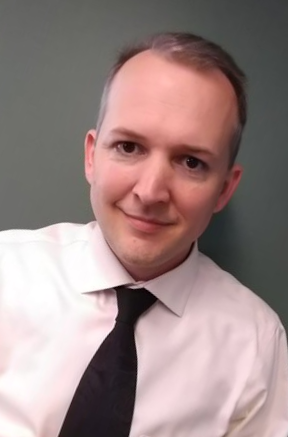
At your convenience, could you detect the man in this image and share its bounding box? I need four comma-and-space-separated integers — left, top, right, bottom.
0, 32, 287, 437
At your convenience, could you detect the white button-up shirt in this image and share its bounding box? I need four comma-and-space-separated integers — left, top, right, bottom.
0, 222, 287, 437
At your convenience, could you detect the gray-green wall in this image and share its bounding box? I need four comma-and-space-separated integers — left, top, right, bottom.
0, 1, 287, 328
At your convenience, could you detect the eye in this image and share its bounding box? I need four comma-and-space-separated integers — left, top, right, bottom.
116, 141, 139, 154
185, 156, 200, 169
183, 156, 206, 171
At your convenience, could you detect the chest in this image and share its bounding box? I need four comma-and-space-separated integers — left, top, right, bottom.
0, 291, 254, 437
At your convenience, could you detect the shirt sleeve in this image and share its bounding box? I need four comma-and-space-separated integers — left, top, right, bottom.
225, 321, 288, 437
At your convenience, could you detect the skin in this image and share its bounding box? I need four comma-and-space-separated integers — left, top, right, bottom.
84, 50, 243, 281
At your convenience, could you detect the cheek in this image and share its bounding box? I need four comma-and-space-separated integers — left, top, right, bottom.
91, 162, 134, 206
177, 183, 222, 221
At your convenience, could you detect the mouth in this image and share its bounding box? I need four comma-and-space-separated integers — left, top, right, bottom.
122, 212, 172, 233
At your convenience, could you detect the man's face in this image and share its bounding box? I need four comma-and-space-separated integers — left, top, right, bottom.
85, 51, 242, 280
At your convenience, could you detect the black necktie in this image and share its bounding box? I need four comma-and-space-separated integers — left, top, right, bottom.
58, 286, 157, 437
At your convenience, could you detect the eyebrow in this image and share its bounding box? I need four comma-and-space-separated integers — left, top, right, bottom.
109, 127, 148, 143
108, 127, 218, 158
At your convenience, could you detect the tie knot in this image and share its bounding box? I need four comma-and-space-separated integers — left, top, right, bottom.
115, 286, 157, 326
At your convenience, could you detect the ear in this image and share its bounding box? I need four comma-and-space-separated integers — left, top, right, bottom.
84, 129, 97, 184
213, 164, 243, 213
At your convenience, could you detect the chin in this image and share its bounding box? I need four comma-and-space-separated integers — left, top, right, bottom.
107, 233, 185, 271
115, 240, 168, 266
120, 249, 160, 267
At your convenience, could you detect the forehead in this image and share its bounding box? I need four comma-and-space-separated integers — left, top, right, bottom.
101, 51, 238, 151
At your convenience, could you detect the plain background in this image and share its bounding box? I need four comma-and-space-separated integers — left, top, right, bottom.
0, 0, 287, 329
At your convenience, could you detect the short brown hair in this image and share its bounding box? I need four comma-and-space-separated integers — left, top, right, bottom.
97, 32, 247, 167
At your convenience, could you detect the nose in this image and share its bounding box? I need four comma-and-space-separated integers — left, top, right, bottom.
132, 157, 171, 205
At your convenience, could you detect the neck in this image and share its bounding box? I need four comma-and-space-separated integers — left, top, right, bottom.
120, 246, 194, 282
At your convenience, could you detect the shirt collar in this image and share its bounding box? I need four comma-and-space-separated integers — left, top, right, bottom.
77, 222, 199, 317
141, 245, 199, 316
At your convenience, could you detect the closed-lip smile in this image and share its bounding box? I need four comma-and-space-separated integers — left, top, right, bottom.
121, 211, 173, 232
125, 213, 170, 225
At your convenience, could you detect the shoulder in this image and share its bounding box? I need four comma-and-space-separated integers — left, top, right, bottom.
196, 251, 283, 338
0, 222, 96, 246
0, 221, 97, 267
